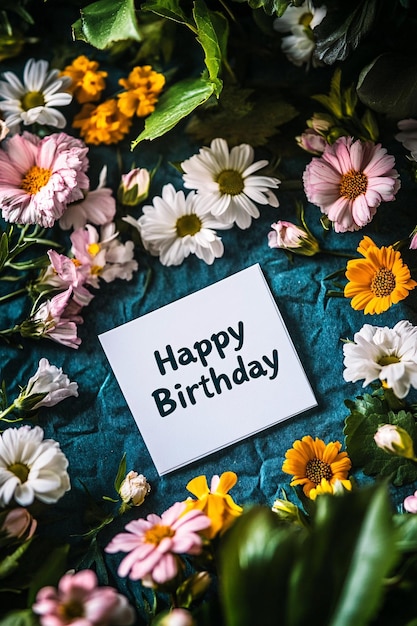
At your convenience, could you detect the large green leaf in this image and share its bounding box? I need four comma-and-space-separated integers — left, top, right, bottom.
357, 53, 417, 119
0, 610, 37, 626
313, 0, 378, 65
131, 77, 216, 146
193, 0, 226, 95
344, 395, 417, 486
141, 0, 193, 26
72, 0, 141, 49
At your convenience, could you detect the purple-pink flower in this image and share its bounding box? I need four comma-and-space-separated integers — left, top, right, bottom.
105, 501, 211, 587
0, 131, 89, 228
21, 288, 83, 349
1, 507, 37, 539
303, 136, 400, 233
32, 569, 135, 626
404, 490, 417, 513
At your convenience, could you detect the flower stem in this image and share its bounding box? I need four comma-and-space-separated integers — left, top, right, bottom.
0, 287, 27, 304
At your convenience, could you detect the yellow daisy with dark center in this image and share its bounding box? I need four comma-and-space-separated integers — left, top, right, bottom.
344, 236, 417, 315
282, 435, 352, 498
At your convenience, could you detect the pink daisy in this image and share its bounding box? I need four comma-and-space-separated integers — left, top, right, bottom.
105, 501, 211, 587
32, 569, 135, 626
0, 131, 89, 228
302, 136, 400, 233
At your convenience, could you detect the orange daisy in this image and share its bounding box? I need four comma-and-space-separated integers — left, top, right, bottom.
344, 236, 417, 315
282, 435, 352, 498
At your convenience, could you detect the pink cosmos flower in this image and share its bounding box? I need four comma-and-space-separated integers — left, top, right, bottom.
1, 507, 37, 539
40, 250, 94, 306
59, 166, 116, 230
105, 501, 211, 587
303, 136, 400, 233
0, 131, 89, 228
21, 288, 83, 349
395, 118, 417, 162
32, 569, 135, 626
409, 226, 417, 250
70, 223, 138, 288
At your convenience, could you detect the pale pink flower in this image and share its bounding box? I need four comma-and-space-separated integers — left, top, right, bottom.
118, 167, 151, 206
268, 220, 320, 256
40, 250, 94, 306
303, 136, 400, 233
21, 288, 82, 349
59, 166, 116, 230
404, 490, 417, 513
1, 507, 37, 539
296, 129, 328, 155
70, 223, 138, 288
105, 501, 211, 586
410, 226, 417, 250
32, 569, 135, 626
159, 609, 195, 626
0, 131, 89, 228
395, 118, 417, 162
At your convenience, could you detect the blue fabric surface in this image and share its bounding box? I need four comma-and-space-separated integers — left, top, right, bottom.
0, 3, 417, 621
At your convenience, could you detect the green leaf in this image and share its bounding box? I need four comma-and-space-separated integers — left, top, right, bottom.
0, 609, 37, 626
0, 233, 9, 272
393, 514, 417, 553
357, 53, 417, 119
193, 0, 226, 95
141, 0, 193, 26
344, 395, 417, 486
0, 539, 33, 579
27, 544, 69, 606
72, 0, 141, 50
326, 485, 398, 626
186, 84, 298, 147
313, 0, 378, 65
131, 77, 216, 146
113, 452, 127, 493
233, 0, 295, 18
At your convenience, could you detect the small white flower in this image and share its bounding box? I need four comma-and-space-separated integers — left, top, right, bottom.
181, 138, 280, 229
273, 1, 327, 68
119, 471, 151, 506
15, 358, 78, 411
0, 425, 70, 506
374, 424, 416, 460
343, 320, 417, 399
125, 183, 228, 266
0, 58, 72, 130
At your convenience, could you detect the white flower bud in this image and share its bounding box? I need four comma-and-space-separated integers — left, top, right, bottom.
119, 471, 150, 506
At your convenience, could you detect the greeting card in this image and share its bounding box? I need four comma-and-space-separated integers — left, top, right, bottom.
99, 264, 317, 474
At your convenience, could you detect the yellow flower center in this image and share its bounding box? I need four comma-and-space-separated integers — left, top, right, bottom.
299, 12, 313, 27
21, 90, 45, 111
57, 600, 84, 620
145, 524, 175, 545
21, 166, 52, 195
216, 169, 244, 196
87, 243, 101, 256
370, 267, 396, 297
378, 355, 401, 366
176, 214, 202, 237
305, 458, 332, 485
8, 462, 29, 483
339, 169, 368, 200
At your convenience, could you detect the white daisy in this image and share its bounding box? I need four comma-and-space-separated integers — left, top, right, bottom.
0, 425, 70, 507
0, 58, 72, 130
181, 138, 280, 229
343, 320, 417, 399
124, 183, 227, 266
273, 1, 327, 68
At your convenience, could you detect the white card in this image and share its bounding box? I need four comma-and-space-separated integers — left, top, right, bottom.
99, 264, 317, 475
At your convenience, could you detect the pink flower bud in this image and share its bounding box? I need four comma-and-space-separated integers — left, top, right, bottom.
118, 168, 150, 206
404, 490, 417, 513
2, 507, 37, 539
374, 424, 416, 460
268, 221, 319, 256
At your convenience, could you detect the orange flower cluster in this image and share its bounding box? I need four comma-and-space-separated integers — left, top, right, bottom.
62, 56, 165, 146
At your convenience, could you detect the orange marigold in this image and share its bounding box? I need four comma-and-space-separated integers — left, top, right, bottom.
118, 65, 165, 118
72, 99, 132, 145
61, 55, 107, 104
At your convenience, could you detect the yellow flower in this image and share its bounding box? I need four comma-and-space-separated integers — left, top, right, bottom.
308, 477, 352, 501
61, 55, 107, 104
282, 435, 352, 498
184, 472, 243, 538
344, 236, 417, 315
72, 99, 132, 145
117, 65, 165, 118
